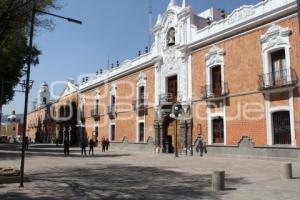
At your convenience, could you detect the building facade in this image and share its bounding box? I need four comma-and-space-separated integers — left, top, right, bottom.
27, 0, 300, 157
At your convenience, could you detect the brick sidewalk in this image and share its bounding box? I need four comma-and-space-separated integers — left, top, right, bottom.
0, 145, 299, 200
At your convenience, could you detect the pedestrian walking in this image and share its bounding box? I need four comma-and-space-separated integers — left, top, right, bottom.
81, 138, 88, 156
101, 137, 106, 152
89, 139, 95, 156
64, 139, 70, 156
196, 135, 207, 157
105, 138, 110, 151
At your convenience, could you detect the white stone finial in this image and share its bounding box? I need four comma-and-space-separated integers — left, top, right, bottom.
168, 0, 176, 9
156, 14, 162, 25
182, 0, 188, 8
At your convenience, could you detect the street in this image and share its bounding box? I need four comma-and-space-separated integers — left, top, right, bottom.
0, 144, 300, 199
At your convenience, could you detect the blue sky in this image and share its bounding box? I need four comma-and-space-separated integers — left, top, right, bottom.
3, 0, 258, 115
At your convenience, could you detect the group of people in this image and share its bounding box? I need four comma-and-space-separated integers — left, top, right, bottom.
101, 137, 110, 152
62, 137, 110, 157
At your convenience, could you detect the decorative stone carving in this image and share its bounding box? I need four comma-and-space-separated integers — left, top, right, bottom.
260, 24, 291, 51
109, 83, 117, 96
137, 72, 147, 87
205, 45, 225, 67
227, 6, 255, 25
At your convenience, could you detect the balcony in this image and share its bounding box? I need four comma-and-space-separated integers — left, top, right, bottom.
159, 93, 182, 105
258, 68, 298, 91
91, 108, 100, 120
133, 98, 148, 115
107, 105, 116, 119
201, 82, 229, 100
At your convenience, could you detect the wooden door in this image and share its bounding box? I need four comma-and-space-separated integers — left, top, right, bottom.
212, 117, 224, 144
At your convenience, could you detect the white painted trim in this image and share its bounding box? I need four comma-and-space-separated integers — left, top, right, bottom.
208, 112, 225, 145
289, 90, 296, 147
187, 53, 192, 100
265, 95, 272, 146
268, 103, 294, 146
223, 99, 227, 145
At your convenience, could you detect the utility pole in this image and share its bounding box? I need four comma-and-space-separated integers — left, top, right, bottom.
19, 1, 81, 187
0, 80, 3, 134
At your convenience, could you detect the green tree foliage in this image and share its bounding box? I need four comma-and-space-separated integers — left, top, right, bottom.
0, 0, 58, 105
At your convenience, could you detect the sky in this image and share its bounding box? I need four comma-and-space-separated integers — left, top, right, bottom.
3, 0, 259, 115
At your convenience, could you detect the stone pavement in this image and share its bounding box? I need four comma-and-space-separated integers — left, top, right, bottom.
0, 144, 299, 200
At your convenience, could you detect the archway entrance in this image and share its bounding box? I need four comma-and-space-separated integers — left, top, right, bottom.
165, 117, 181, 153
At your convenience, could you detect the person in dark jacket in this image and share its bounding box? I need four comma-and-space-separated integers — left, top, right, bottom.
89, 139, 95, 156
196, 135, 207, 157
101, 137, 106, 152
81, 138, 88, 156
105, 138, 110, 151
64, 139, 70, 156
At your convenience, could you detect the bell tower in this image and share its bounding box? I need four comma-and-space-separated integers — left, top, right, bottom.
39, 82, 50, 106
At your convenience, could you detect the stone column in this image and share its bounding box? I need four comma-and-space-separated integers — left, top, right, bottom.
186, 119, 193, 156
179, 120, 187, 155
159, 121, 165, 153
154, 121, 159, 146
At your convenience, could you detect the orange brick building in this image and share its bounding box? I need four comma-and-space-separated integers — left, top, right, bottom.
27, 0, 300, 158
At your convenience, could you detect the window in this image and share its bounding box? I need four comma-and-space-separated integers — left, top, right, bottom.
110, 125, 115, 142
211, 65, 222, 96
272, 111, 291, 145
43, 97, 47, 104
167, 27, 175, 47
13, 127, 16, 131
167, 75, 177, 102
138, 122, 145, 142
138, 86, 145, 105
271, 49, 287, 85
95, 99, 99, 114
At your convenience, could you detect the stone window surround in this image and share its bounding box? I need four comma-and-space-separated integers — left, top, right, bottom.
205, 45, 226, 96
109, 123, 116, 142
136, 120, 146, 143
260, 24, 296, 147
207, 112, 227, 145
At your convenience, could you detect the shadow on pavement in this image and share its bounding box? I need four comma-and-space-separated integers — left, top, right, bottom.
0, 164, 249, 200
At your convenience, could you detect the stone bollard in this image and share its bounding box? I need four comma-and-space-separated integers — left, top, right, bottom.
281, 163, 292, 179
212, 171, 225, 192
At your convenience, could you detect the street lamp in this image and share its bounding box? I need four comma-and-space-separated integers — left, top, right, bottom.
20, 1, 82, 187
170, 103, 182, 158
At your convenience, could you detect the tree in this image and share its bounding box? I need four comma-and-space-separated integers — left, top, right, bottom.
0, 0, 59, 106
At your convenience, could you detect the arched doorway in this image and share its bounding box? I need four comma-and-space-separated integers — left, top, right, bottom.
165, 117, 181, 153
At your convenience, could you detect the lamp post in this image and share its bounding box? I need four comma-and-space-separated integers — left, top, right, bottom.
170, 103, 182, 158
20, 2, 82, 187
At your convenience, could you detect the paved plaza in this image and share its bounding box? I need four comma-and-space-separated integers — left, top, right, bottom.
0, 144, 299, 200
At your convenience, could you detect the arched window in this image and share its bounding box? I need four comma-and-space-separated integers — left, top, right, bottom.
167, 27, 175, 47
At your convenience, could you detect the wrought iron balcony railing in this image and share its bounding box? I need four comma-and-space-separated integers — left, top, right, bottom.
133, 98, 147, 111
258, 68, 298, 90
107, 105, 116, 118
159, 93, 182, 105
91, 108, 100, 119
201, 82, 229, 100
